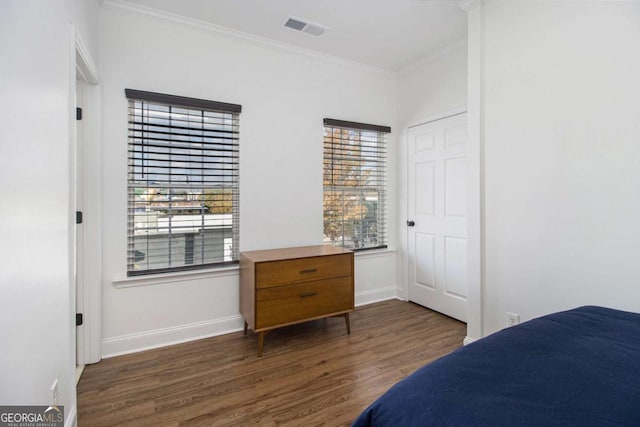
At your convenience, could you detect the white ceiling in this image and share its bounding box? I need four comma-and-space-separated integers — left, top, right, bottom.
118, 0, 468, 72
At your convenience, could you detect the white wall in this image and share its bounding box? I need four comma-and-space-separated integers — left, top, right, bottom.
0, 0, 99, 424
72, 0, 100, 66
397, 43, 467, 128
100, 5, 398, 356
475, 1, 640, 335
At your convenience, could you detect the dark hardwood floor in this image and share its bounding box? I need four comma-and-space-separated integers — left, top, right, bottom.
77, 299, 466, 426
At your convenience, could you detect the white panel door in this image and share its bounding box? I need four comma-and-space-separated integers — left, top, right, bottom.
407, 114, 468, 321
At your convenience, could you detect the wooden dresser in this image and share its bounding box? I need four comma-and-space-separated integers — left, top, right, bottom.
239, 245, 354, 356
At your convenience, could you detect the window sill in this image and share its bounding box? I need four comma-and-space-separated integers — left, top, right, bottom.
354, 247, 396, 259
112, 248, 395, 289
112, 265, 239, 289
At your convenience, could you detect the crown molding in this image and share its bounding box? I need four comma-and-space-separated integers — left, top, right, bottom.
398, 38, 467, 77
101, 0, 396, 77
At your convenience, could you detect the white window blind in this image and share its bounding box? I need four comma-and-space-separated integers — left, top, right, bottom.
126, 89, 241, 276
323, 118, 390, 251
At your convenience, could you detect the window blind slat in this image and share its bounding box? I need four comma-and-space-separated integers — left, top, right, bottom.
125, 89, 242, 113
323, 118, 391, 133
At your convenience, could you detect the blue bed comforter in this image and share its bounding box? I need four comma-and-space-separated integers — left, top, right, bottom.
352, 306, 640, 427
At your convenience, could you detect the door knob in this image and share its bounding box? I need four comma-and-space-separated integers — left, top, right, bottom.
406, 220, 415, 227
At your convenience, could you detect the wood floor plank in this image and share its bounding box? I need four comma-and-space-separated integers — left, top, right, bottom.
78, 300, 465, 426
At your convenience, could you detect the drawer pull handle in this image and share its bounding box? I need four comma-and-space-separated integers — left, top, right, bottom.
300, 268, 318, 274
299, 292, 318, 298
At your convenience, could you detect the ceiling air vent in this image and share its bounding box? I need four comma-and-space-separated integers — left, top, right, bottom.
284, 16, 327, 37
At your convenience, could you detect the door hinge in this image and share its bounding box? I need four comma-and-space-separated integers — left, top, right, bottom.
76, 211, 83, 224
76, 107, 83, 120
76, 313, 83, 326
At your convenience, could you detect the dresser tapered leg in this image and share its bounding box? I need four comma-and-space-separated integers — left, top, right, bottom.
344, 313, 351, 334
244, 321, 248, 335
258, 332, 265, 357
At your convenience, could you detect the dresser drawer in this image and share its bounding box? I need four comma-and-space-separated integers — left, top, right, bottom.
255, 276, 353, 329
255, 253, 352, 289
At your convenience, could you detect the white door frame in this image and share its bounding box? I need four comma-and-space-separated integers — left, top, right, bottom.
74, 30, 102, 365
400, 105, 482, 344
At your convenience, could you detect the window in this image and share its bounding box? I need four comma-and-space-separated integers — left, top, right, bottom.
126, 89, 241, 276
323, 118, 390, 251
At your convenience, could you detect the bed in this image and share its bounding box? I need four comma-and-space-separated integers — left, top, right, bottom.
352, 306, 640, 427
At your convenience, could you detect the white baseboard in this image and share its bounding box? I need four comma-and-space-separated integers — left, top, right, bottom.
102, 287, 399, 358
463, 336, 476, 346
65, 405, 77, 427
394, 286, 407, 301
102, 314, 244, 358
355, 286, 398, 307
75, 365, 85, 385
